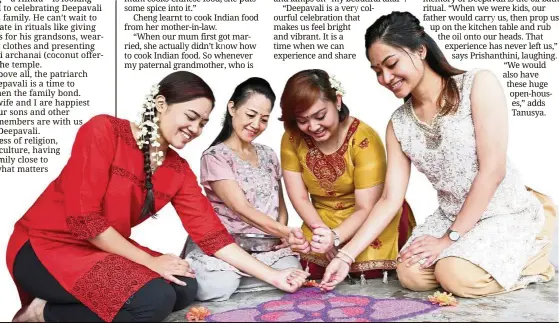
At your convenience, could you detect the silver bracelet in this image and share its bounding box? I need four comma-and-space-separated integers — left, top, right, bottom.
336, 255, 352, 267
337, 249, 356, 264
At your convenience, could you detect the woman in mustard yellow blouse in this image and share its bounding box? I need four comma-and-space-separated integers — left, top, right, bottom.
280, 69, 416, 283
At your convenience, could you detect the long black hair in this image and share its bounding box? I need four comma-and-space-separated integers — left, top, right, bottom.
209, 77, 276, 147
365, 11, 465, 115
140, 71, 215, 220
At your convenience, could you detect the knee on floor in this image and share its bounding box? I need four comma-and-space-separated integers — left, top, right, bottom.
173, 277, 198, 311
195, 273, 240, 302
131, 279, 177, 322
396, 262, 435, 292
271, 256, 302, 271
434, 257, 479, 298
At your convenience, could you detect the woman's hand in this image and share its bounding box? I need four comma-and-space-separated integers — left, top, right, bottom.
398, 235, 452, 269
319, 257, 350, 291
145, 254, 195, 286
288, 228, 311, 254
325, 247, 338, 262
310, 224, 334, 254
271, 268, 310, 293
273, 237, 290, 250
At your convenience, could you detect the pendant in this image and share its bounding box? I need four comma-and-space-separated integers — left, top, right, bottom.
424, 131, 442, 150
406, 101, 443, 150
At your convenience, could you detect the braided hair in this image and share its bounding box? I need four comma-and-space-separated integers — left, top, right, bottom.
138, 71, 215, 220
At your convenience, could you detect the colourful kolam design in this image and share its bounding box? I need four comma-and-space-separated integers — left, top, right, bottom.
206, 288, 438, 322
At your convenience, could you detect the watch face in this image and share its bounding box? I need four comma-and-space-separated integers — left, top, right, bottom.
449, 231, 460, 241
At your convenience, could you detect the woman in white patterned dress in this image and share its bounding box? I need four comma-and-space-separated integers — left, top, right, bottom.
319, 11, 556, 298
181, 77, 303, 301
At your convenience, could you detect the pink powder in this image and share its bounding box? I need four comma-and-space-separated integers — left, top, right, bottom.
298, 300, 326, 311
329, 296, 370, 307
263, 300, 294, 311
328, 306, 365, 318
260, 311, 304, 322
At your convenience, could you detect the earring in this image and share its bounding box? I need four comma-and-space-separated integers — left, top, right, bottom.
337, 105, 341, 111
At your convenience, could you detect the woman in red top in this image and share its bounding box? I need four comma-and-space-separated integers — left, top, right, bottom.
7, 71, 309, 322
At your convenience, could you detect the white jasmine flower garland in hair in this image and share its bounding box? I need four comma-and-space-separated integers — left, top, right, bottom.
135, 84, 164, 170
329, 75, 345, 96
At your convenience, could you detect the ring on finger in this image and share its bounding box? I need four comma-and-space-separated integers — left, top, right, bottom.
418, 258, 426, 265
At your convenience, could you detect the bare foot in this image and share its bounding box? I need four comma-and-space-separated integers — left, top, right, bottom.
12, 298, 46, 322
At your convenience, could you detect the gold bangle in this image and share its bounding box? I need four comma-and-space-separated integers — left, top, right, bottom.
337, 249, 356, 263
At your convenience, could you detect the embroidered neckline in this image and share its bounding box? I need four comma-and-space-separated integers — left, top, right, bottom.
403, 72, 468, 150
221, 142, 263, 169
109, 116, 178, 174
303, 117, 360, 156
302, 118, 360, 195
406, 99, 441, 129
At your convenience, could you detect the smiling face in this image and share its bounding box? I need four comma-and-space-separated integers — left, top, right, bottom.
230, 93, 272, 143
367, 41, 425, 98
156, 96, 212, 149
295, 96, 340, 142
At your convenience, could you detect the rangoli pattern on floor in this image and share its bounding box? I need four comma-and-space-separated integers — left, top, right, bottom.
206, 288, 438, 322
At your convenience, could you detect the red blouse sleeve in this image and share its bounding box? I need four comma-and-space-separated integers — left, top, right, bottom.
172, 160, 234, 256
61, 115, 115, 240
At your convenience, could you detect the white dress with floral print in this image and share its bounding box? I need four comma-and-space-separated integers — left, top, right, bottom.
391, 69, 547, 290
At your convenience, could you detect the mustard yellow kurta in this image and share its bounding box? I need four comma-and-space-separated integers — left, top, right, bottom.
281, 118, 415, 273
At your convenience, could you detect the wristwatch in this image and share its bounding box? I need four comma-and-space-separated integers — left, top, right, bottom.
332, 230, 341, 247
448, 229, 460, 242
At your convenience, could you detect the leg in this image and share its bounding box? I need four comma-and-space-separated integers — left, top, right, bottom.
195, 269, 241, 302
45, 279, 176, 322
523, 187, 557, 281
434, 257, 504, 298
170, 276, 198, 312
396, 261, 439, 292
271, 256, 303, 270
239, 256, 303, 290
13, 240, 80, 322
13, 241, 79, 304
435, 191, 557, 299
13, 241, 177, 322
434, 251, 555, 299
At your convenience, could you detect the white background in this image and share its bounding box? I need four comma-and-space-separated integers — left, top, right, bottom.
1, 1, 558, 320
